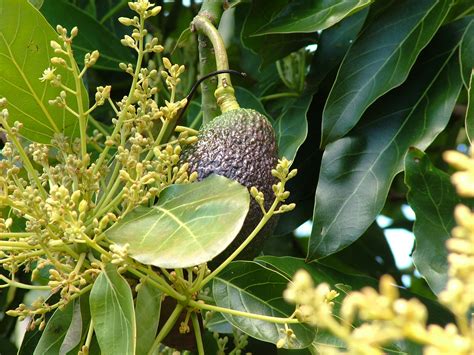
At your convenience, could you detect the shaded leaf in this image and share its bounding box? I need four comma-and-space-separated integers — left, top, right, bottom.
0, 0, 87, 143
307, 7, 369, 92
235, 86, 269, 121
241, 1, 316, 68
106, 175, 250, 268
90, 264, 136, 355
321, 0, 452, 146
212, 261, 315, 349
466, 70, 474, 143
34, 301, 74, 355
59, 300, 83, 355
404, 148, 459, 294
41, 0, 135, 71
255, 0, 371, 35
135, 279, 162, 355
273, 94, 311, 161
309, 18, 471, 260
460, 20, 474, 88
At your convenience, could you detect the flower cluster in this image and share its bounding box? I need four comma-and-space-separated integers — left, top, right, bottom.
283, 148, 474, 354
0, 0, 190, 327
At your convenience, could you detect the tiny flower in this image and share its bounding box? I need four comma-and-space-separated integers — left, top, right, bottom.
39, 67, 57, 82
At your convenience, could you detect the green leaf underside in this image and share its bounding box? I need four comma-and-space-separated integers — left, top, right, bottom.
34, 302, 74, 355
321, 0, 452, 146
90, 264, 136, 355
135, 280, 162, 355
404, 148, 459, 295
40, 0, 135, 71
0, 0, 87, 143
212, 261, 315, 349
308, 17, 473, 260
255, 0, 371, 35
273, 94, 311, 161
106, 175, 250, 268
466, 70, 474, 143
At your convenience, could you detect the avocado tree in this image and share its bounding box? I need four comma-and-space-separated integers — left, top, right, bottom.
0, 0, 473, 354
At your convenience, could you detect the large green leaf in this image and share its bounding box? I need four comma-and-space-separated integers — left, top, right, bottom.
460, 20, 474, 88
106, 175, 250, 268
273, 94, 311, 161
321, 0, 452, 147
307, 7, 369, 92
241, 1, 316, 68
40, 0, 135, 71
466, 69, 474, 143
255, 0, 371, 35
135, 279, 162, 355
0, 0, 87, 143
34, 300, 83, 355
90, 264, 136, 355
404, 148, 459, 295
212, 261, 315, 349
308, 18, 472, 260
34, 301, 75, 355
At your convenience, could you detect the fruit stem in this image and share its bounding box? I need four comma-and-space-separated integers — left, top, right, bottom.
195, 1, 223, 124
192, 14, 240, 114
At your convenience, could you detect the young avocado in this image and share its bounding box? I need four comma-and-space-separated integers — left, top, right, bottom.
185, 108, 278, 263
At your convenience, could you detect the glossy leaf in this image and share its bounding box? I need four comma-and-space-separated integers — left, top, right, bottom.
309, 18, 471, 260
257, 256, 377, 290
90, 264, 136, 355
460, 20, 474, 88
0, 0, 87, 142
106, 175, 250, 268
34, 301, 74, 355
241, 1, 316, 67
255, 0, 371, 35
466, 70, 474, 144
307, 7, 369, 92
135, 279, 162, 355
41, 0, 135, 71
212, 261, 315, 349
321, 0, 451, 146
404, 148, 459, 294
273, 94, 311, 161
235, 86, 269, 122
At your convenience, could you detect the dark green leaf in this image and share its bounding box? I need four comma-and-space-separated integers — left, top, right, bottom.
241, 2, 316, 67
255, 0, 371, 35
41, 0, 135, 71
321, 0, 452, 146
212, 261, 315, 349
34, 301, 74, 355
309, 18, 470, 260
466, 70, 474, 143
404, 148, 459, 294
0, 0, 87, 143
273, 94, 311, 161
59, 300, 83, 355
235, 86, 269, 121
307, 7, 369, 91
135, 279, 162, 355
460, 20, 474, 88
106, 175, 250, 268
90, 263, 136, 355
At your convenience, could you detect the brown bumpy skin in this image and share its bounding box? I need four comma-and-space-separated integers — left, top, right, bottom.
184, 108, 279, 265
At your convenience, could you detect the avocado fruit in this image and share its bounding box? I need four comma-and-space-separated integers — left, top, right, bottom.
184, 108, 279, 264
